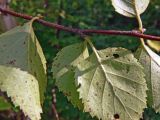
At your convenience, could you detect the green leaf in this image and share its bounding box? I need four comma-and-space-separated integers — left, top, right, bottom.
0, 21, 47, 119
0, 65, 42, 120
0, 96, 12, 111
135, 47, 160, 112
75, 47, 147, 120
0, 22, 47, 103
52, 42, 89, 109
111, 0, 150, 17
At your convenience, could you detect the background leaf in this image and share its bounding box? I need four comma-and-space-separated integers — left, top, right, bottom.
75, 47, 147, 120
136, 48, 160, 112
0, 66, 42, 120
52, 42, 89, 109
111, 0, 150, 17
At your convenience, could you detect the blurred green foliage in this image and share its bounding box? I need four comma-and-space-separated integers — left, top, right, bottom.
1, 0, 160, 119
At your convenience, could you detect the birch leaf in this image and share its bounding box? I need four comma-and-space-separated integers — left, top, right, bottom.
0, 21, 47, 119
0, 66, 42, 120
111, 0, 150, 17
136, 48, 160, 112
52, 42, 89, 109
0, 22, 47, 103
75, 47, 147, 120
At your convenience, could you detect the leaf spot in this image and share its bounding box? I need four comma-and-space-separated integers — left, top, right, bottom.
7, 59, 16, 65
114, 114, 120, 119
96, 82, 99, 86
113, 54, 119, 58
88, 108, 92, 112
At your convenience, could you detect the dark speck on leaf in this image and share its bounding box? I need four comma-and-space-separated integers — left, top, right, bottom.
113, 54, 119, 58
88, 108, 92, 112
96, 82, 99, 86
7, 59, 16, 65
114, 114, 120, 119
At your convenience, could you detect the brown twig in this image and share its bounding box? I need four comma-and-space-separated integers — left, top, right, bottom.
55, 0, 63, 38
43, 0, 49, 9
0, 8, 160, 41
52, 89, 59, 120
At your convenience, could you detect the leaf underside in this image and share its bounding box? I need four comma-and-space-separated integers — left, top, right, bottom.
0, 66, 42, 120
76, 47, 147, 120
136, 48, 160, 112
52, 42, 89, 109
111, 0, 150, 17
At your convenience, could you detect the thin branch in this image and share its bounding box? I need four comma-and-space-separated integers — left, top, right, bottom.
0, 8, 160, 41
43, 0, 49, 9
55, 0, 64, 38
52, 89, 59, 120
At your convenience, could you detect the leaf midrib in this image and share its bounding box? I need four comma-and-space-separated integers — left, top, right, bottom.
95, 52, 134, 120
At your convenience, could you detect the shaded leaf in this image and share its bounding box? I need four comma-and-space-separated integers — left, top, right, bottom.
0, 22, 47, 103
136, 47, 160, 112
52, 42, 89, 109
111, 0, 150, 17
75, 47, 147, 120
135, 47, 153, 106
0, 65, 42, 120
0, 96, 12, 111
